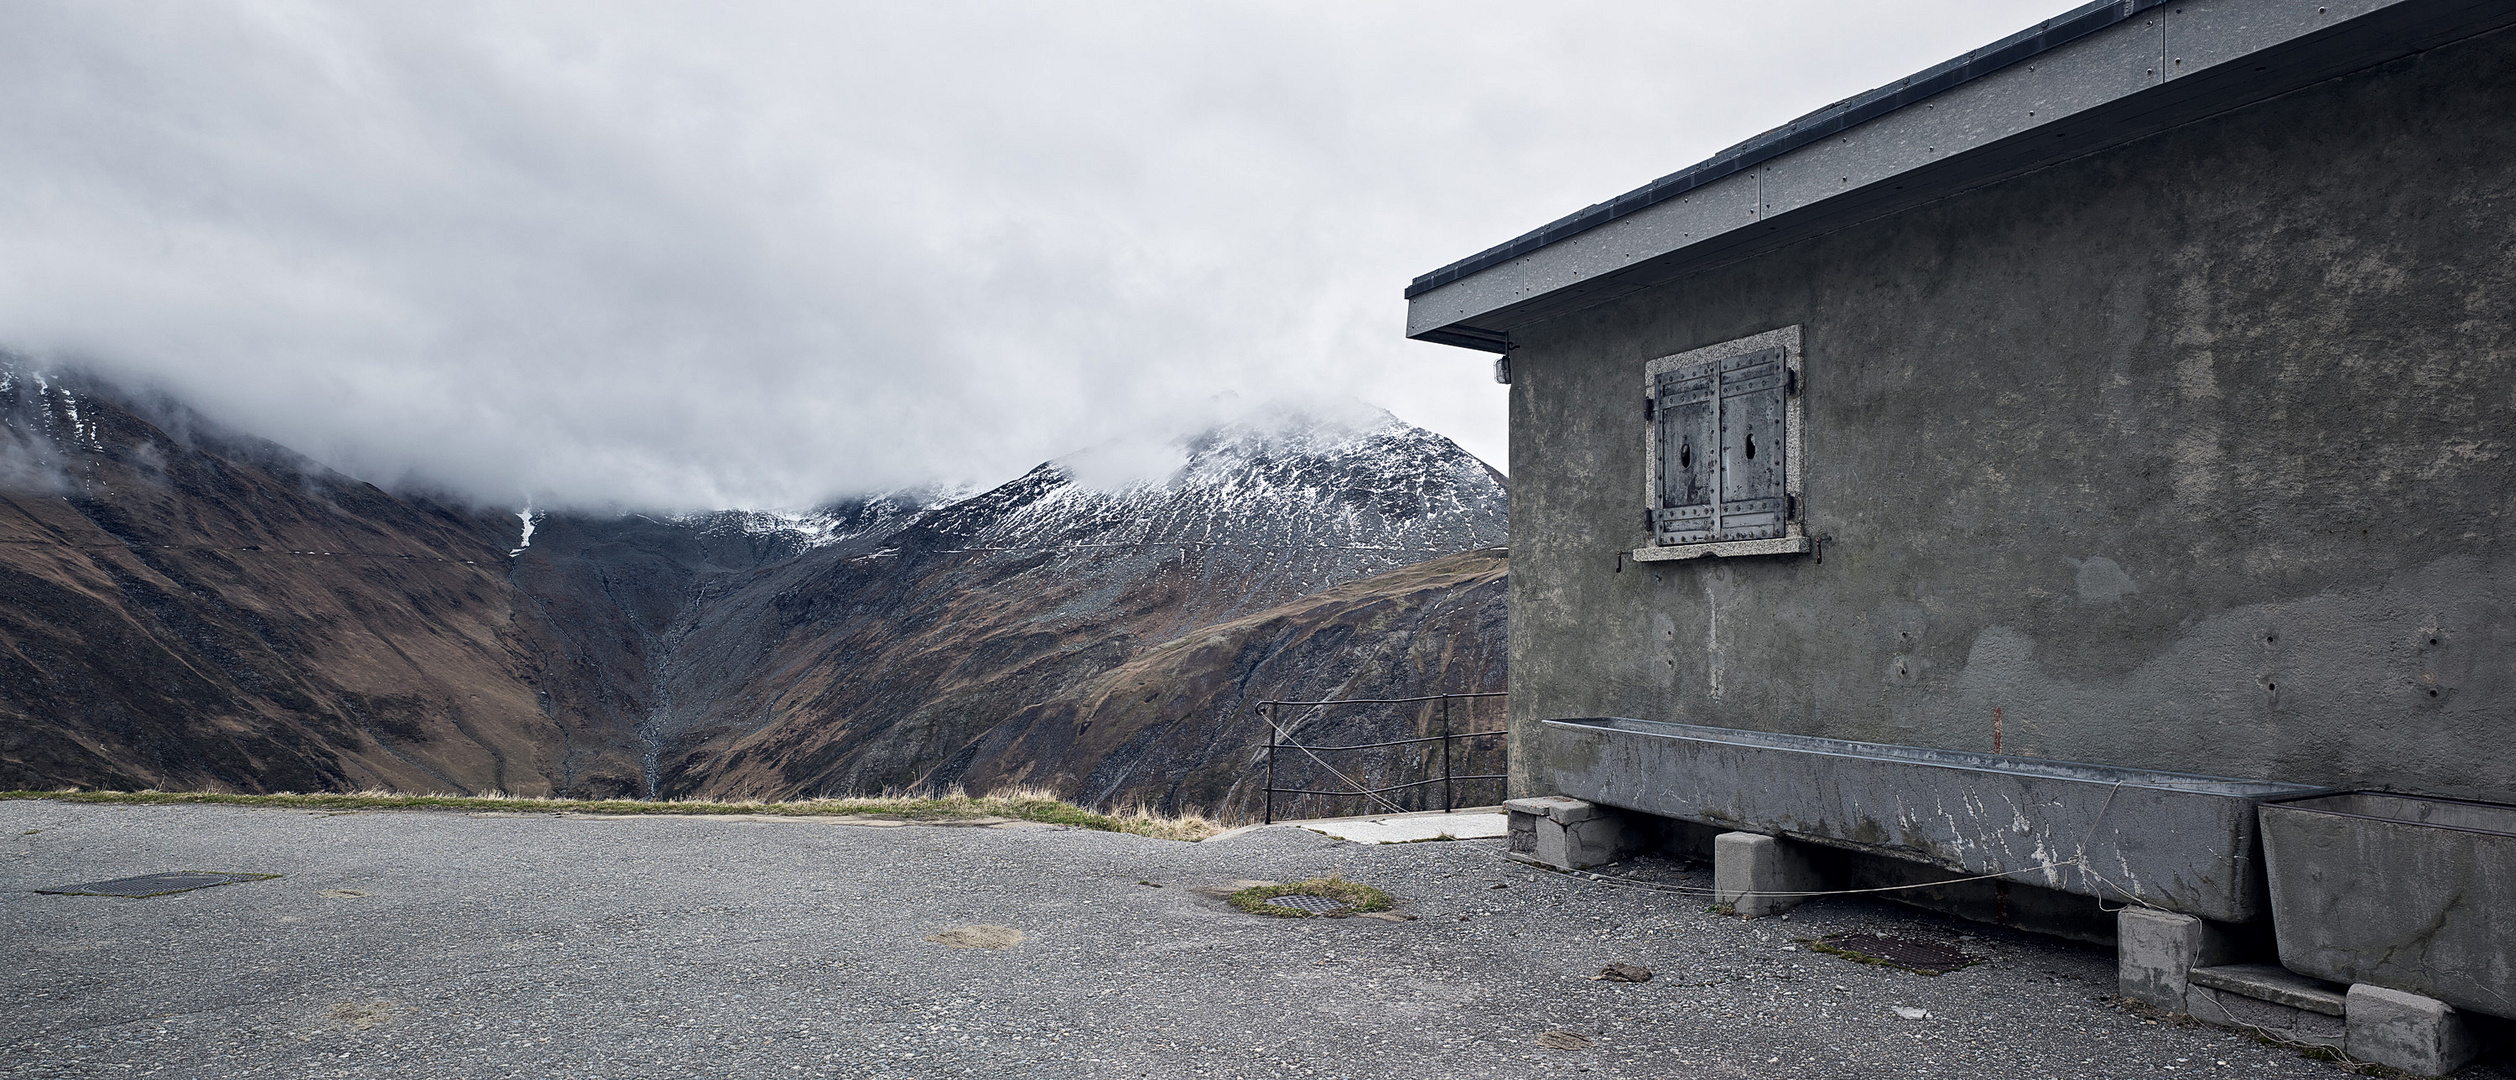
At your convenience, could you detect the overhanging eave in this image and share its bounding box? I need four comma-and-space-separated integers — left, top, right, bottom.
1406, 0, 2516, 350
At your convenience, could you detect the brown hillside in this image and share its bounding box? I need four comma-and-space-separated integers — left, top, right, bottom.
0, 372, 564, 794
694, 548, 1508, 817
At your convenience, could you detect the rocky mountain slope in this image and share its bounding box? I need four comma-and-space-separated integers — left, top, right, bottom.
916, 548, 1508, 819
0, 365, 1509, 814
624, 406, 1507, 805
0, 368, 556, 794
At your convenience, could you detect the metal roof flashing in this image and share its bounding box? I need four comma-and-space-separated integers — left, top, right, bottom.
1405, 0, 2516, 353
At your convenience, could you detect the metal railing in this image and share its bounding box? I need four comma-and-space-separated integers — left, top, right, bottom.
1259, 692, 1507, 824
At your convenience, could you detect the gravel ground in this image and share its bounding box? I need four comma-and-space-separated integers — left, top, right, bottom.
1, 801, 2501, 1079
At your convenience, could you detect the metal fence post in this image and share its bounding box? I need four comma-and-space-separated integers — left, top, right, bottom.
1262, 701, 1275, 825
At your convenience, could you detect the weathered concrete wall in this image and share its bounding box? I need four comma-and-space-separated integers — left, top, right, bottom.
1506, 25, 2516, 804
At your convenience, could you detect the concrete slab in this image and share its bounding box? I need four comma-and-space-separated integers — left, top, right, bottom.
2187, 984, 2346, 1051
1501, 796, 1604, 824
2190, 964, 2347, 1016
1282, 808, 1508, 844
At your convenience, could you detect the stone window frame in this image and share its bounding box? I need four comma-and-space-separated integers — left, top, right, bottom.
1634, 324, 1811, 562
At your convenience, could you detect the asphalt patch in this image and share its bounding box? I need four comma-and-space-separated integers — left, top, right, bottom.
925, 924, 1024, 949
326, 1000, 397, 1031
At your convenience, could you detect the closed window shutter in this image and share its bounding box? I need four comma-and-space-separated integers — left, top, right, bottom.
1652, 360, 1717, 543
1653, 346, 1789, 543
1716, 347, 1789, 540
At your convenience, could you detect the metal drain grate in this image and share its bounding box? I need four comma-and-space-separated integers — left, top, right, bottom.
1261, 894, 1349, 914
36, 872, 280, 898
1810, 933, 1976, 975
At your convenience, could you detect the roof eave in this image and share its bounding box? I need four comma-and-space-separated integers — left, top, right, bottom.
1406, 0, 2516, 351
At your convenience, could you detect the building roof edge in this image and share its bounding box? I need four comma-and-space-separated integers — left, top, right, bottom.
1403, 0, 2160, 301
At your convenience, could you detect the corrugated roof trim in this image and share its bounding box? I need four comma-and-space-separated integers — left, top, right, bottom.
1404, 0, 2172, 300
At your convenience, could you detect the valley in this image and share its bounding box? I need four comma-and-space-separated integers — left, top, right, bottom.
0, 364, 1507, 818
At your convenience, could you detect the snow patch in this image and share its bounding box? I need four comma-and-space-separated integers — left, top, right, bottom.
510, 503, 539, 556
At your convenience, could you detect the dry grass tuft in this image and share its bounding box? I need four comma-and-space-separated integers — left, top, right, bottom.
0, 785, 1225, 841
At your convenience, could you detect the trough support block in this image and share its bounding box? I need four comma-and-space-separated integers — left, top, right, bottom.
2117, 908, 2244, 1011
1713, 832, 1822, 918
2346, 984, 2481, 1077
1503, 796, 1634, 871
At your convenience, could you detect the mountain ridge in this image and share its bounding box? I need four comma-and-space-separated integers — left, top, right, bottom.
0, 362, 1508, 813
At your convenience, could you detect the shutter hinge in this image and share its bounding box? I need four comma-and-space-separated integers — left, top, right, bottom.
1645, 509, 1656, 531
1784, 367, 1797, 395
1644, 394, 1655, 421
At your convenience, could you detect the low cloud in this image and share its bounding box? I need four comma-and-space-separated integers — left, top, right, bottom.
0, 1, 2054, 511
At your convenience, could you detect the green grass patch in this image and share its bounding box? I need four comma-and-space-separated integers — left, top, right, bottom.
0, 787, 1220, 841
1228, 873, 1394, 917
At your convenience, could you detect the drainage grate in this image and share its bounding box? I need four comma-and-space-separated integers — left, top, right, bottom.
36, 872, 281, 898
1808, 933, 1977, 976
1262, 894, 1349, 914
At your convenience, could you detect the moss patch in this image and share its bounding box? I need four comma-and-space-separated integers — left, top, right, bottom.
0, 788, 1220, 841
1229, 874, 1393, 917
1798, 934, 1979, 976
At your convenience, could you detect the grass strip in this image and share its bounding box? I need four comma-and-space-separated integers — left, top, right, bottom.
0, 788, 1220, 841
1229, 873, 1394, 917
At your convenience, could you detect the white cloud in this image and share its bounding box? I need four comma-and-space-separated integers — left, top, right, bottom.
0, 0, 2060, 511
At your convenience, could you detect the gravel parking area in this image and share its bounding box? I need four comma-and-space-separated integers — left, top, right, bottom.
0, 801, 2492, 1079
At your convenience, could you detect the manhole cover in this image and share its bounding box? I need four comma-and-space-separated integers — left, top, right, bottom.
36, 872, 280, 898
1263, 894, 1349, 914
1809, 933, 1976, 975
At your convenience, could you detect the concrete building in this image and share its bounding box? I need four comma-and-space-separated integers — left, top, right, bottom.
1408, 1, 2516, 1072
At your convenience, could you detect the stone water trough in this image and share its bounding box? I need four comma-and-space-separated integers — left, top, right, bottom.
1542, 717, 2322, 921
2259, 792, 2516, 1019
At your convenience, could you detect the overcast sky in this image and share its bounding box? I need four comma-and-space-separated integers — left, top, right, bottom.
0, 1, 2057, 512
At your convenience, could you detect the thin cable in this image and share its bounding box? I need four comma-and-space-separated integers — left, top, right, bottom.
1271, 713, 1411, 815
1500, 849, 2096, 900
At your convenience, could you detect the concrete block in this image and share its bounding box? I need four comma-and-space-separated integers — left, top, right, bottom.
1506, 796, 1632, 870
1713, 832, 1822, 918
2116, 908, 2246, 1012
1539, 815, 1627, 871
2346, 984, 2481, 1077
1505, 807, 1539, 855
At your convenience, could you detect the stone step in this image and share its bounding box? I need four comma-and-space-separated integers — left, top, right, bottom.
2190, 964, 2349, 1016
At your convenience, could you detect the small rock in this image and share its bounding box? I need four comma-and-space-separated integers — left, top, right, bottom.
1536, 1030, 1594, 1050
1591, 963, 1653, 983
1892, 1006, 1930, 1021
